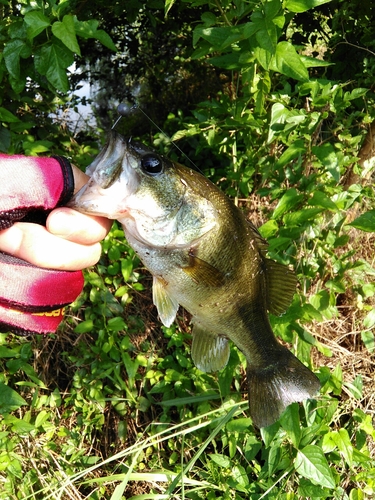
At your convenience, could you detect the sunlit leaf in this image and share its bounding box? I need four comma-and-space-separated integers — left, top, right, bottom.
52, 14, 81, 55
285, 0, 332, 13
361, 330, 375, 353
0, 107, 19, 122
24, 11, 50, 39
272, 188, 304, 219
272, 41, 309, 81
74, 319, 94, 334
348, 210, 375, 232
295, 445, 335, 488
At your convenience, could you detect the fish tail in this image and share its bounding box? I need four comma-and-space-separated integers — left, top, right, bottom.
247, 347, 320, 428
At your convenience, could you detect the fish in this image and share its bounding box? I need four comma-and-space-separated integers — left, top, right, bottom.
69, 131, 320, 428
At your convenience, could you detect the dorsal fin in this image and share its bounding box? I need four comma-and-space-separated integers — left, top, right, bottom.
264, 259, 297, 316
246, 219, 269, 254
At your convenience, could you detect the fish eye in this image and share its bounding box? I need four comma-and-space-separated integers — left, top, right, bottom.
141, 154, 163, 176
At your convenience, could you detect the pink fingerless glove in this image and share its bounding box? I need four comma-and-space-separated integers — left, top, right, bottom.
0, 155, 84, 335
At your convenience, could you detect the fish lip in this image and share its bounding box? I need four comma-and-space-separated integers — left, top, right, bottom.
68, 131, 131, 215
88, 130, 128, 189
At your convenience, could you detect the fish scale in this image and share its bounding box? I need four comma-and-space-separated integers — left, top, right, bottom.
69, 131, 321, 428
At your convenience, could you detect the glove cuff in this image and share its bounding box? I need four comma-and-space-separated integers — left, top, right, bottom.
51, 155, 75, 206
0, 305, 67, 336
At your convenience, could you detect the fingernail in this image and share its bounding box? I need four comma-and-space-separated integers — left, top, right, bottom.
47, 208, 77, 237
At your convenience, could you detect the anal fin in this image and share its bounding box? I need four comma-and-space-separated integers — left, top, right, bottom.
191, 325, 230, 373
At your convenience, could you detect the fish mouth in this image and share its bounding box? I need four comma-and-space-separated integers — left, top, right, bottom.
68, 131, 133, 218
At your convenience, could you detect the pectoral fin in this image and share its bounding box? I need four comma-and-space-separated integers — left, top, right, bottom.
152, 276, 179, 327
264, 259, 298, 316
182, 252, 226, 288
191, 325, 230, 373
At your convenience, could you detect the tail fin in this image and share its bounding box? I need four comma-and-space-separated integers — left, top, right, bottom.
247, 348, 320, 428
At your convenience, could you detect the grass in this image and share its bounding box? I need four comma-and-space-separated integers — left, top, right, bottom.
1, 201, 375, 499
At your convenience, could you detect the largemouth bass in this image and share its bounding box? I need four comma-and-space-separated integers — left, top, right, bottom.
69, 131, 320, 428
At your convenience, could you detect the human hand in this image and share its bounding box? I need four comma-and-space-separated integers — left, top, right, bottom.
0, 166, 111, 271
0, 154, 111, 335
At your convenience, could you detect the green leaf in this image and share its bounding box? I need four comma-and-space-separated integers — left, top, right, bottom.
24, 11, 50, 39
0, 346, 20, 358
300, 55, 332, 68
348, 210, 375, 232
272, 188, 303, 219
226, 418, 253, 432
34, 39, 74, 92
3, 39, 31, 79
267, 444, 282, 476
275, 140, 306, 166
361, 330, 374, 353
295, 445, 335, 488
35, 409, 50, 428
283, 207, 324, 225
363, 308, 375, 329
210, 453, 231, 468
201, 12, 217, 27
331, 428, 353, 465
280, 403, 301, 447
74, 18, 117, 51
74, 319, 94, 334
268, 102, 288, 142
0, 383, 27, 413
52, 15, 81, 55
329, 363, 343, 395
0, 107, 19, 122
165, 0, 176, 16
4, 415, 35, 433
346, 88, 368, 100
232, 464, 249, 490
284, 0, 332, 13
93, 30, 117, 51
22, 139, 53, 155
74, 18, 99, 38
0, 127, 11, 152
272, 41, 309, 81
298, 478, 331, 498
349, 490, 365, 500
309, 191, 338, 210
254, 46, 273, 71
259, 219, 279, 238
193, 26, 237, 49
312, 143, 340, 181
209, 52, 242, 70
107, 317, 127, 332
252, 13, 278, 55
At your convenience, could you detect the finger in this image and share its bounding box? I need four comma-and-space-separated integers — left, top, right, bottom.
0, 223, 103, 270
72, 166, 90, 193
46, 207, 112, 244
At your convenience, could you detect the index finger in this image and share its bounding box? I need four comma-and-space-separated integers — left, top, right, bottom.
46, 207, 112, 244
